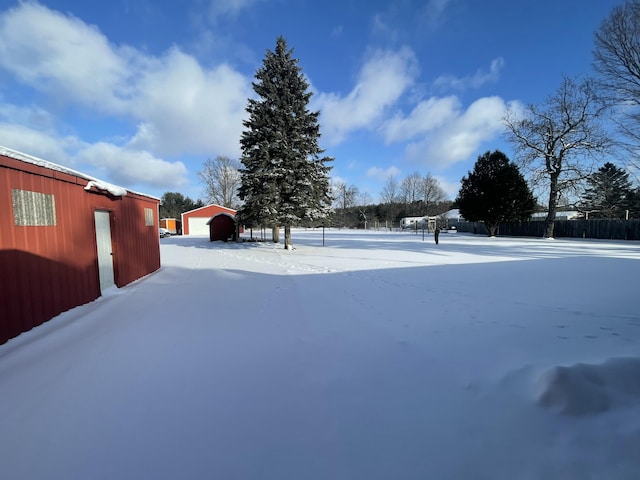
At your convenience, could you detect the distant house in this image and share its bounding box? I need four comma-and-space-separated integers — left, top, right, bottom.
400, 216, 437, 230
0, 146, 161, 345
181, 204, 238, 236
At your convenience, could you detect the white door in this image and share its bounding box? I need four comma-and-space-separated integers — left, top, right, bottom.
188, 217, 209, 235
94, 210, 115, 292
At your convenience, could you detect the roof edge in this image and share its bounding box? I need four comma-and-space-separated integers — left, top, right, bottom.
0, 145, 159, 201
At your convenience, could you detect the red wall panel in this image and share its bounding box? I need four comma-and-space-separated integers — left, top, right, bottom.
0, 154, 160, 345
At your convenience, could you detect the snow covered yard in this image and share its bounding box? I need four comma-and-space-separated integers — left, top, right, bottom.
1, 229, 639, 480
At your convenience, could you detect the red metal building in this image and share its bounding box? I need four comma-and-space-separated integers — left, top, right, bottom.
207, 213, 237, 241
160, 218, 181, 235
0, 146, 161, 345
181, 204, 237, 235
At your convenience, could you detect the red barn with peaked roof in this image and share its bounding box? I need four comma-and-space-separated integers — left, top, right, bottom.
181, 204, 237, 236
0, 146, 161, 345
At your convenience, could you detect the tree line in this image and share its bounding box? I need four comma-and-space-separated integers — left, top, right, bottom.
455, 151, 640, 237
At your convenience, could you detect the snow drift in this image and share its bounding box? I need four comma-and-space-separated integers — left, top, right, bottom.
537, 356, 640, 416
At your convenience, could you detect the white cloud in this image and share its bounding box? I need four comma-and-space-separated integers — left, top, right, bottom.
404, 96, 519, 169
434, 175, 462, 200
0, 3, 135, 114
208, 0, 263, 22
383, 96, 461, 143
0, 3, 251, 190
371, 13, 396, 40
314, 47, 418, 145
128, 47, 250, 157
0, 123, 79, 166
77, 143, 187, 188
0, 1, 513, 197
0, 103, 57, 131
434, 57, 505, 92
421, 0, 456, 28
366, 165, 401, 181
0, 121, 188, 189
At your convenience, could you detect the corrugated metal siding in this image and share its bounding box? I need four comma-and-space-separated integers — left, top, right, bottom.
0, 155, 160, 345
110, 192, 160, 287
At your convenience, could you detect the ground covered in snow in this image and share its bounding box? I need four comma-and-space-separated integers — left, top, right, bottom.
1, 229, 639, 479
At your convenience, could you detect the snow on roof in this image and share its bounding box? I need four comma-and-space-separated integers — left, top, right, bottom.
0, 145, 159, 201
182, 203, 237, 215
84, 180, 127, 197
531, 211, 580, 219
442, 209, 461, 219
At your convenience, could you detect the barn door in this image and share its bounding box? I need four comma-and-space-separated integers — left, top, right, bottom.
94, 210, 115, 292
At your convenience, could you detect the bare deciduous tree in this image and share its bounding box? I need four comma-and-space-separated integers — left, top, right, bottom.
332, 180, 359, 226
198, 156, 242, 209
593, 0, 640, 169
358, 191, 372, 208
504, 76, 610, 238
420, 173, 447, 216
357, 191, 373, 229
379, 174, 400, 227
379, 174, 399, 204
400, 172, 422, 207
332, 181, 359, 210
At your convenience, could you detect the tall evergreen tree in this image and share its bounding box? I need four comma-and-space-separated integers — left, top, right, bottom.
238, 36, 333, 249
580, 162, 634, 218
456, 150, 536, 236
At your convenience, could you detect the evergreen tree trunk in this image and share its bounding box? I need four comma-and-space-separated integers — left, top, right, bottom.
284, 225, 292, 250
544, 172, 560, 238
272, 226, 280, 243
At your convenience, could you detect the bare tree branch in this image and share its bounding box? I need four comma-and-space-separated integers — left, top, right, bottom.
594, 1, 640, 169
198, 156, 242, 209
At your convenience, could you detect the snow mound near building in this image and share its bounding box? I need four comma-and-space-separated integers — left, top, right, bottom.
536, 357, 640, 416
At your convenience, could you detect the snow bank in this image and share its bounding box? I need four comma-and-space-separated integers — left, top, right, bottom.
536, 357, 640, 416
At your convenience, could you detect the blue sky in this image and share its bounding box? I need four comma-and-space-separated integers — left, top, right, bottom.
0, 0, 621, 202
